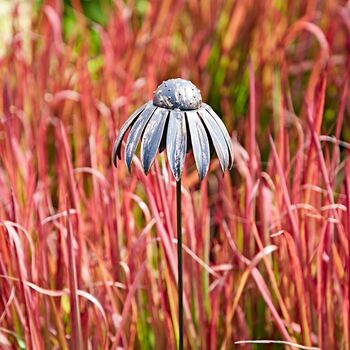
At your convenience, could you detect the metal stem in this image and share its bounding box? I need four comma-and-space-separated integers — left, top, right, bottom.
176, 179, 183, 350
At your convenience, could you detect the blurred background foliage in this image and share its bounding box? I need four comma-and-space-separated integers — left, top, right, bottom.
1, 0, 350, 349
2, 0, 349, 143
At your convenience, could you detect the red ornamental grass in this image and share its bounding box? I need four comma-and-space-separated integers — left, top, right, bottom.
0, 1, 349, 349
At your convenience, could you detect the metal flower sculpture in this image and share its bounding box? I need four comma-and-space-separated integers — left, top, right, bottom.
112, 78, 233, 350
112, 78, 233, 180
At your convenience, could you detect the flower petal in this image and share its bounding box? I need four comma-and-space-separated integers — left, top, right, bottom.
204, 104, 233, 169
140, 108, 169, 174
186, 110, 210, 180
125, 104, 157, 171
166, 110, 187, 181
198, 108, 229, 172
112, 102, 150, 167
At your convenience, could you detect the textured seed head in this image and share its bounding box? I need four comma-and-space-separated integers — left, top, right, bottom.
153, 78, 202, 110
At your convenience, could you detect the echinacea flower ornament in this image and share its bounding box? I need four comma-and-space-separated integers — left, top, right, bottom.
112, 78, 233, 179
112, 78, 233, 350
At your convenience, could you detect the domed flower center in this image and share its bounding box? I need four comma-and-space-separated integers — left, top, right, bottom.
153, 78, 202, 111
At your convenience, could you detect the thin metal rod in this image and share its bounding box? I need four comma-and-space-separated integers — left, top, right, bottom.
176, 179, 183, 350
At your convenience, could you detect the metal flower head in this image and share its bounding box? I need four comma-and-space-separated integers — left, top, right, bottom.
112, 78, 233, 181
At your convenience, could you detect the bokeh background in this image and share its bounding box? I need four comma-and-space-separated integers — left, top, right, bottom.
0, 0, 350, 349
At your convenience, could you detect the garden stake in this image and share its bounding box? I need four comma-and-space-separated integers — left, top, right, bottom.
176, 178, 183, 350
112, 78, 233, 349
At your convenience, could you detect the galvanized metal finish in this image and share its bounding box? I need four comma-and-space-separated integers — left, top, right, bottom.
153, 78, 202, 111
203, 103, 234, 169
166, 110, 187, 181
125, 104, 157, 171
112, 79, 233, 180
112, 102, 149, 166
140, 108, 169, 174
198, 107, 230, 172
186, 110, 210, 180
